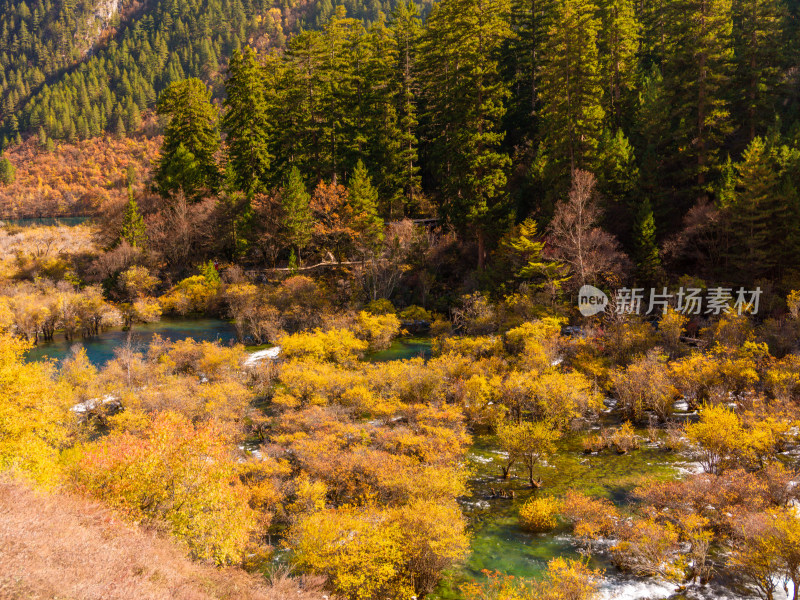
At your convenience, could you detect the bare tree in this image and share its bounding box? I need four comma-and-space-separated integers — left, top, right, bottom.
146, 194, 215, 271
547, 170, 630, 289
661, 200, 724, 278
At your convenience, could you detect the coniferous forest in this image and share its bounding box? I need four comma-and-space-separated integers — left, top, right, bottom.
5, 0, 800, 599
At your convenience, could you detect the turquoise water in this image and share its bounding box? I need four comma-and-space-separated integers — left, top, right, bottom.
431, 431, 701, 599
25, 318, 238, 365
26, 324, 429, 366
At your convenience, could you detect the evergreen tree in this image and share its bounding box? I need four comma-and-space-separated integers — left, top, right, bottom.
632, 198, 661, 283
280, 166, 314, 260
504, 0, 554, 146
724, 136, 785, 279
389, 1, 422, 215
348, 159, 384, 249
113, 113, 126, 138
420, 0, 513, 268
154, 78, 221, 198
633, 64, 672, 224
538, 0, 605, 179
120, 197, 147, 249
596, 128, 640, 244
223, 46, 274, 197
281, 31, 329, 181
732, 0, 786, 140
661, 0, 734, 201
597, 0, 640, 127
0, 155, 15, 185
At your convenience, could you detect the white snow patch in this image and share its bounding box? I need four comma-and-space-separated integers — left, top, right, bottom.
673, 461, 705, 475
70, 394, 118, 413
674, 399, 690, 412
244, 346, 281, 366
598, 578, 675, 600
461, 499, 491, 510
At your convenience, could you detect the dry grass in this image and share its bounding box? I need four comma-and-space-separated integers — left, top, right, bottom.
0, 224, 99, 257
0, 479, 326, 600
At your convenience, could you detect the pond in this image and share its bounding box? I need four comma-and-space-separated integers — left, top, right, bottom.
366, 336, 432, 362
0, 216, 91, 227
433, 428, 750, 600
26, 321, 432, 367
25, 318, 238, 365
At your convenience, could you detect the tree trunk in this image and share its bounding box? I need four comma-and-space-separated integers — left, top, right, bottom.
477, 228, 486, 270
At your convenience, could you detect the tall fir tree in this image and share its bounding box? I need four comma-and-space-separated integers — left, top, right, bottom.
348, 159, 384, 249
538, 0, 605, 180
280, 166, 314, 261
503, 0, 554, 146
661, 0, 734, 203
223, 46, 274, 197
597, 0, 640, 127
119, 197, 147, 249
0, 155, 15, 185
387, 1, 423, 216
596, 128, 640, 245
731, 0, 786, 140
724, 136, 786, 279
420, 0, 513, 268
632, 197, 662, 284
154, 78, 221, 198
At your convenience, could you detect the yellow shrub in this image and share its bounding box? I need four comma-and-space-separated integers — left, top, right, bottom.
519, 496, 561, 532
356, 310, 401, 351
279, 328, 368, 364
434, 335, 503, 358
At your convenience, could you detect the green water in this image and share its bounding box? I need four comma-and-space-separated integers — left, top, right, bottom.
433, 432, 694, 599
366, 337, 432, 362
25, 318, 238, 365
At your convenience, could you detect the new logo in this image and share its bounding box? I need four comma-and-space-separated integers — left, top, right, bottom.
578, 285, 609, 317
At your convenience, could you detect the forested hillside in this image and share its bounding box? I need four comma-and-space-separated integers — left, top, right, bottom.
0, 0, 434, 148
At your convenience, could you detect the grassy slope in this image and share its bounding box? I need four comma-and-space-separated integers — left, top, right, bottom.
0, 479, 325, 600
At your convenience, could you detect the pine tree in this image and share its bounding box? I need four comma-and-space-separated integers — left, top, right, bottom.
596, 128, 640, 245
389, 1, 422, 214
348, 159, 384, 249
280, 166, 314, 260
223, 46, 274, 197
661, 0, 734, 201
632, 198, 661, 284
0, 155, 15, 185
420, 0, 513, 269
113, 113, 126, 138
633, 64, 671, 223
154, 78, 221, 199
732, 0, 786, 140
119, 197, 147, 249
538, 0, 605, 179
504, 0, 554, 146
725, 136, 784, 279
597, 0, 640, 127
